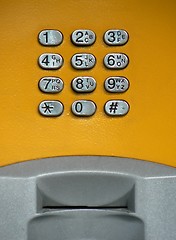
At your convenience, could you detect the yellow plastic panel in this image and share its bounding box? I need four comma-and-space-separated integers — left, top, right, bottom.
0, 0, 176, 167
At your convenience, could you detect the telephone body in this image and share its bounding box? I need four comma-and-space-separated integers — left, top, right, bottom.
0, 1, 176, 240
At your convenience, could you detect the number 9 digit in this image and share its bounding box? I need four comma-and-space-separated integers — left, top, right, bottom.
107, 78, 115, 89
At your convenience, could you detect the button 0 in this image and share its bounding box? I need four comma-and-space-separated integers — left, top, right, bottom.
38, 30, 63, 46
71, 30, 96, 46
39, 100, 64, 117
39, 77, 64, 93
104, 53, 129, 69
38, 53, 63, 69
72, 100, 96, 116
104, 30, 129, 46
104, 77, 129, 93
104, 100, 129, 116
71, 53, 96, 69
72, 77, 96, 93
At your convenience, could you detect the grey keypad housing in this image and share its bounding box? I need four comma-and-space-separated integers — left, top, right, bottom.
0, 156, 175, 240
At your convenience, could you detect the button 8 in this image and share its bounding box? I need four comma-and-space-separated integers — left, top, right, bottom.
72, 77, 96, 93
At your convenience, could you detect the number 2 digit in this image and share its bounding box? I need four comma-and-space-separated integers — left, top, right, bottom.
76, 31, 84, 42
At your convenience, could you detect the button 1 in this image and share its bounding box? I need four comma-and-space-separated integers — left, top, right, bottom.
72, 77, 96, 93
39, 77, 64, 93
39, 100, 64, 116
38, 53, 63, 69
104, 100, 129, 116
72, 100, 96, 116
104, 30, 129, 46
38, 30, 63, 46
71, 30, 96, 46
104, 77, 129, 93
71, 53, 96, 69
104, 53, 129, 69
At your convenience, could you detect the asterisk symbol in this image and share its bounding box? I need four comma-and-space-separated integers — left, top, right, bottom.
42, 103, 54, 113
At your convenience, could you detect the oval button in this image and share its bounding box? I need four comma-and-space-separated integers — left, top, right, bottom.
104, 30, 129, 46
71, 53, 96, 69
39, 77, 64, 93
104, 77, 129, 93
72, 100, 96, 116
39, 100, 64, 117
38, 53, 63, 69
38, 30, 63, 46
71, 30, 96, 46
104, 100, 129, 116
104, 53, 129, 69
72, 77, 96, 93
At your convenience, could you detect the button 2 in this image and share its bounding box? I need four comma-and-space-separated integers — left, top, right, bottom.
71, 30, 96, 46
72, 100, 96, 116
39, 100, 64, 116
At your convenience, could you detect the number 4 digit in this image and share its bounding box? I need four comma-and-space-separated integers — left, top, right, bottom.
42, 55, 50, 66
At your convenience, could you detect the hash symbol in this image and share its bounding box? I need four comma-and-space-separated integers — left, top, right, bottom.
109, 102, 118, 113
42, 103, 54, 113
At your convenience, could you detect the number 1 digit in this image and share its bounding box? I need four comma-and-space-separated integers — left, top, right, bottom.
43, 31, 48, 43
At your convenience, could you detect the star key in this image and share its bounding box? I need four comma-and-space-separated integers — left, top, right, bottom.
38, 101, 64, 117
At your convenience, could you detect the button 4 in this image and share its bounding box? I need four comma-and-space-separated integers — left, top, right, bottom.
38, 53, 63, 69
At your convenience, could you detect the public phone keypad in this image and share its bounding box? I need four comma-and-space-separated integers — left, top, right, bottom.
38, 29, 130, 117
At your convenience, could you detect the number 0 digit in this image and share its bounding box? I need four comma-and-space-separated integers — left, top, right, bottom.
75, 102, 83, 113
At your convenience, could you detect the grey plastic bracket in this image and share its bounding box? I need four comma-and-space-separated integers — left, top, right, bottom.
0, 156, 175, 240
